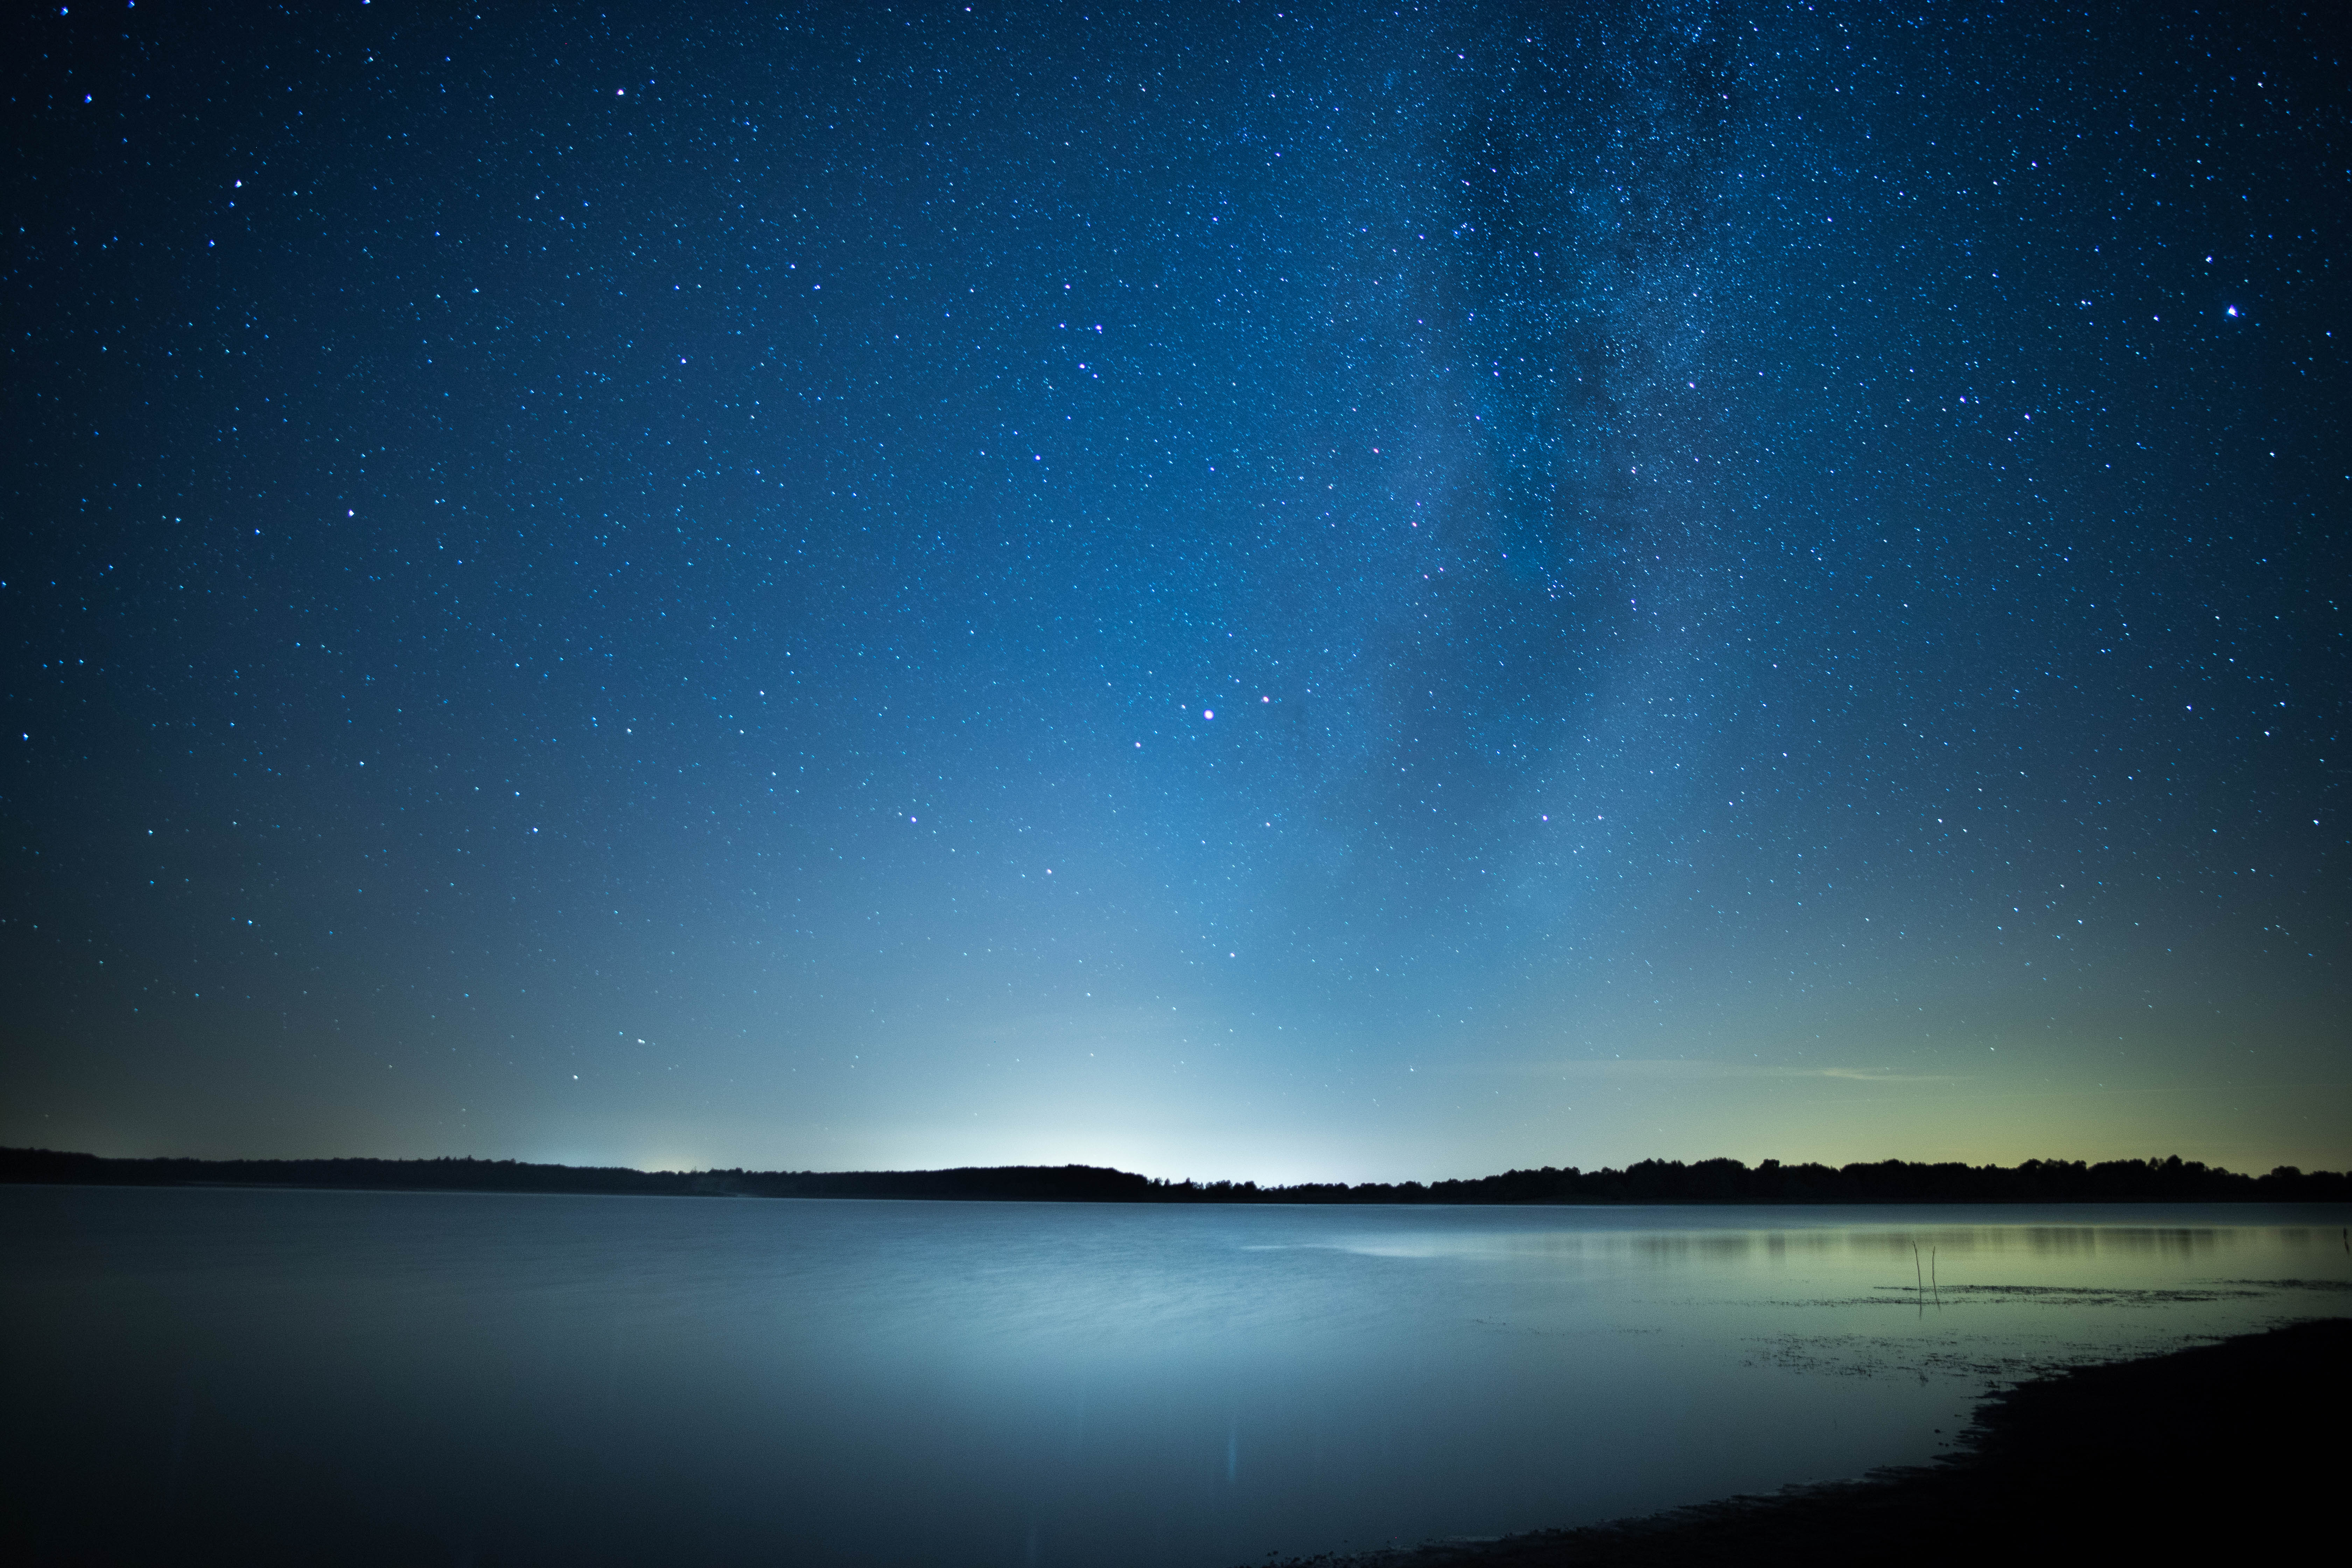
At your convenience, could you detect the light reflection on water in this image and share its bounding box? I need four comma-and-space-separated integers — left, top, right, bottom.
1311, 1222, 2297, 1281
2, 1189, 2345, 1567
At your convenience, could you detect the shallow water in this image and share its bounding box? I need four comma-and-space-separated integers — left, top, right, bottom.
3, 1187, 2345, 1566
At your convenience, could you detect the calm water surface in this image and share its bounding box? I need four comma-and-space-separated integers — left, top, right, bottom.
4, 1187, 2346, 1566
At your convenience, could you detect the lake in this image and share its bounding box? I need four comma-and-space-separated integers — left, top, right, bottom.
3, 1186, 2346, 1566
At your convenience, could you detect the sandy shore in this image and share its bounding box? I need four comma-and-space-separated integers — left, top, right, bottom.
1284, 1315, 2350, 1567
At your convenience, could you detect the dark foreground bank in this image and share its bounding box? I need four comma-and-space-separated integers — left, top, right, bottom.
7, 1146, 2350, 1205
1301, 1317, 2352, 1568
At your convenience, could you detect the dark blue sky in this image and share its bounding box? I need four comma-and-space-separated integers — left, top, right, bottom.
6, 1, 2344, 1178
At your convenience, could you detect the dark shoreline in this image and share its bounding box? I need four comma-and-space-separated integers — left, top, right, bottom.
1296, 1316, 2352, 1567
7, 1146, 2349, 1205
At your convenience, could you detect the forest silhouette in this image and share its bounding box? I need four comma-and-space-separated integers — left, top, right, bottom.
7, 1147, 2346, 1204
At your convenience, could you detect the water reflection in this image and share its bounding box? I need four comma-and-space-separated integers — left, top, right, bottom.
1, 1190, 2343, 1568
1324, 1217, 2263, 1278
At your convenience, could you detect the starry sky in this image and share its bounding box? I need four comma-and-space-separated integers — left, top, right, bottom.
5, 1, 2344, 1181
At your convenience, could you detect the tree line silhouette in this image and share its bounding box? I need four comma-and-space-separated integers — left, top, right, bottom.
5, 1147, 2345, 1204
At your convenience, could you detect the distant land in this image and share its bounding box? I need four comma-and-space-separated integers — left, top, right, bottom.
5, 1147, 2347, 1204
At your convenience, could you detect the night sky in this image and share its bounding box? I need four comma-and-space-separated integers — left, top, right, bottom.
6, 1, 2344, 1181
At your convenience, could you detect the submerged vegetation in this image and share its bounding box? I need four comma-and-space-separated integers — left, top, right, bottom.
5, 1148, 2347, 1204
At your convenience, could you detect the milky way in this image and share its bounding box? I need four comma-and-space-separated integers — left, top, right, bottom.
5, 2, 2343, 1178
